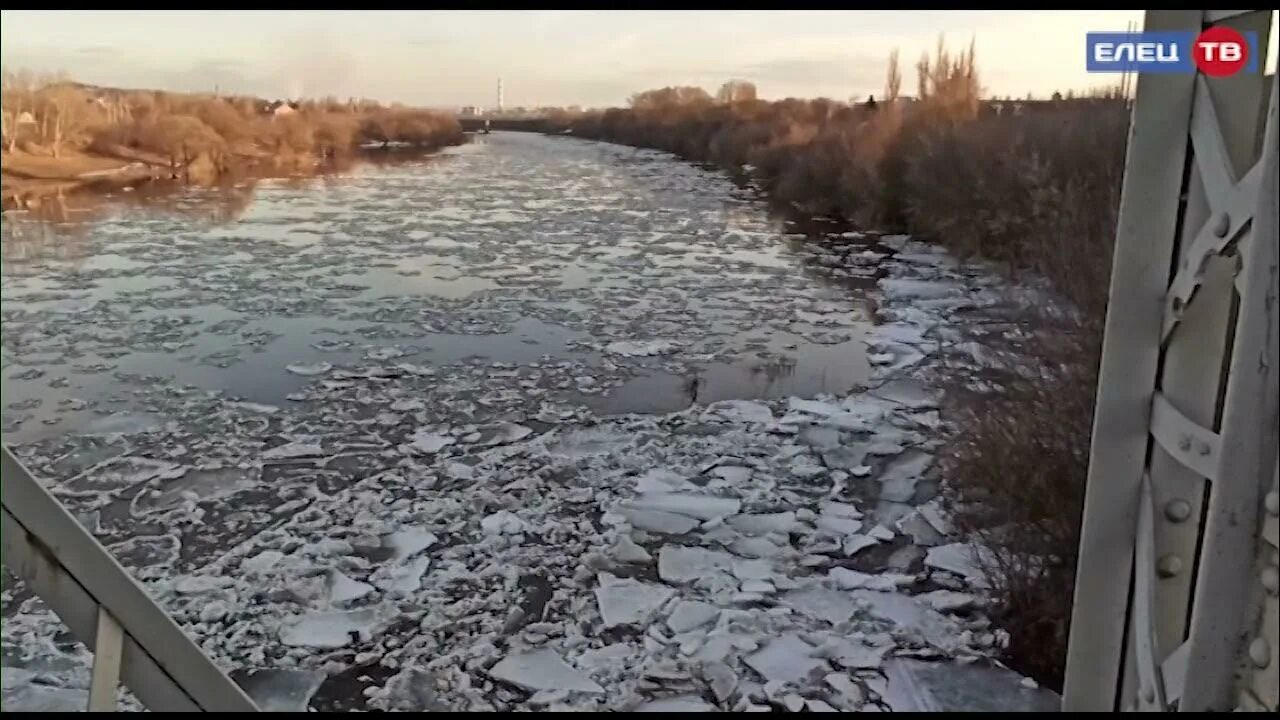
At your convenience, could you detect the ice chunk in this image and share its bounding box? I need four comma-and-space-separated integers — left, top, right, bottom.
731, 558, 775, 581
408, 430, 455, 454
816, 515, 863, 535
612, 535, 652, 563
285, 362, 333, 376
868, 525, 896, 541
487, 649, 603, 694
895, 511, 944, 546
666, 601, 719, 633
637, 696, 718, 712
878, 279, 960, 301
880, 659, 1059, 712
924, 543, 988, 588
232, 668, 326, 712
744, 634, 827, 684
63, 457, 183, 495
843, 535, 881, 556
876, 450, 932, 503
329, 570, 375, 606
173, 574, 234, 595
916, 590, 977, 613
1, 669, 88, 713
621, 508, 700, 535
481, 510, 526, 536
851, 590, 960, 644
741, 578, 775, 594
729, 536, 785, 559
727, 512, 798, 536
280, 608, 386, 648
825, 638, 890, 669
385, 527, 437, 560
705, 399, 774, 424
783, 587, 861, 625
828, 567, 914, 592
710, 465, 753, 484
577, 643, 636, 671
379, 556, 430, 596
595, 577, 674, 627
475, 422, 533, 446
77, 411, 164, 436
634, 468, 696, 493
658, 546, 735, 584
819, 500, 862, 519
917, 499, 953, 537
605, 339, 679, 356
825, 672, 866, 710
623, 492, 741, 521
242, 549, 286, 574
702, 660, 738, 703
262, 441, 323, 460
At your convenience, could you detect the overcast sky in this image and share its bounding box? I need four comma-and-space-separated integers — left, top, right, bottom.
3, 10, 1257, 108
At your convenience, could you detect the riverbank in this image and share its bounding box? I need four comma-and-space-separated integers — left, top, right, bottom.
540, 61, 1127, 686
2, 77, 467, 210
1, 139, 465, 212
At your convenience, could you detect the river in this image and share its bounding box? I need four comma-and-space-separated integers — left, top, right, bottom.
0, 132, 1055, 712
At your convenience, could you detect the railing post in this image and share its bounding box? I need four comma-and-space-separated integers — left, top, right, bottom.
88, 609, 125, 712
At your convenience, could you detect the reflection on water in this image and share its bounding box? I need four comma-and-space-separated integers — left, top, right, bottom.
3, 133, 884, 443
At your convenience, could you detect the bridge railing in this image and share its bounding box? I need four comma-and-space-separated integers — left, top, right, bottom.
1063, 9, 1278, 712
0, 444, 259, 712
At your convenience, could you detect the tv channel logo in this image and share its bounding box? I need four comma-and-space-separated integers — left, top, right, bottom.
1087, 27, 1258, 77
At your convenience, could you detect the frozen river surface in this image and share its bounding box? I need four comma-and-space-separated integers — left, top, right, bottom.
1, 133, 1057, 711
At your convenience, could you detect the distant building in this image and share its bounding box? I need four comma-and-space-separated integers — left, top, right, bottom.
459, 106, 483, 117
263, 100, 299, 118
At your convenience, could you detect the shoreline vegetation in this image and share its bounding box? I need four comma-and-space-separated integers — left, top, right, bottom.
1, 71, 465, 209
541, 40, 1128, 689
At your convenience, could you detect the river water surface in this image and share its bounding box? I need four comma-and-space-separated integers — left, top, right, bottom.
0, 133, 1054, 712
3, 133, 882, 444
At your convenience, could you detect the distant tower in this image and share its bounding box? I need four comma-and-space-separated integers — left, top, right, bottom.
496, 77, 504, 114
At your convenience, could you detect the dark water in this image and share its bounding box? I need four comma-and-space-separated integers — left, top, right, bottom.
2, 132, 888, 444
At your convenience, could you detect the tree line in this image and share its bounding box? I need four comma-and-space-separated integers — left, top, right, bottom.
1, 71, 465, 178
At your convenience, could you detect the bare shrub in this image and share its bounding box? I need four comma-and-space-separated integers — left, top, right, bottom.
940, 317, 1101, 689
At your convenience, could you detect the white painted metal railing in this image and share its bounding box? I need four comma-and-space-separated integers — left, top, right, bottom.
1063, 9, 1278, 713
0, 445, 259, 712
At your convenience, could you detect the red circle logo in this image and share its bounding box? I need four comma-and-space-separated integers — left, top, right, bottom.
1193, 27, 1249, 77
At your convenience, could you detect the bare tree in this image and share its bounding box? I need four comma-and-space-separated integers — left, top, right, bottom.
716, 80, 758, 105
39, 85, 99, 158
2, 69, 37, 153
885, 49, 902, 103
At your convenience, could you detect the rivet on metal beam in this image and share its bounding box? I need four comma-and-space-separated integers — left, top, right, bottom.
1212, 212, 1230, 237
1142, 684, 1155, 704
1157, 554, 1184, 578
1262, 566, 1279, 596
1247, 638, 1271, 668
1164, 499, 1192, 523
1177, 434, 1192, 451
1195, 441, 1211, 456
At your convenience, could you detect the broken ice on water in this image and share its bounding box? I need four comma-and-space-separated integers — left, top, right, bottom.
1, 133, 1058, 711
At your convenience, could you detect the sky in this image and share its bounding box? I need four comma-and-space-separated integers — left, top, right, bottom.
2, 10, 1271, 109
